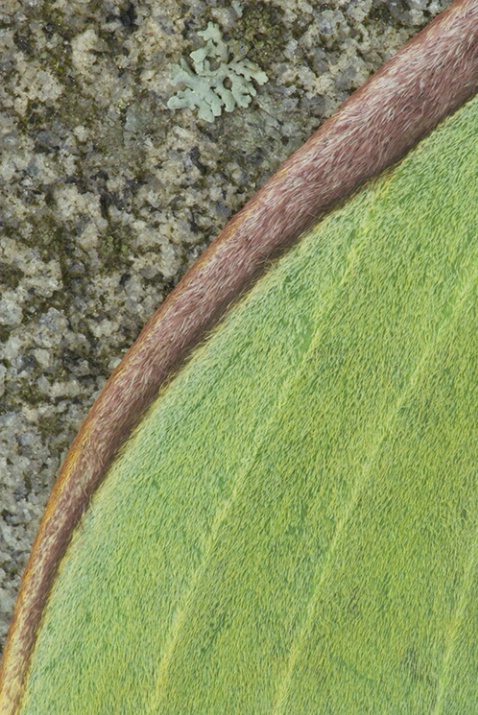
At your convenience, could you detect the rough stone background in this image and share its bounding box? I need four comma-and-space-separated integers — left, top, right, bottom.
0, 0, 453, 656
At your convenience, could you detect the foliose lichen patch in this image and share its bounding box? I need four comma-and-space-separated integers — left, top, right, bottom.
167, 21, 269, 122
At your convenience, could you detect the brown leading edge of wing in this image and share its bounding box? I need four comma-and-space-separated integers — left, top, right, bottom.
2, 1, 478, 712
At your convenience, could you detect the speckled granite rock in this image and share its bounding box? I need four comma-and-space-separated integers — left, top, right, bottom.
0, 0, 453, 656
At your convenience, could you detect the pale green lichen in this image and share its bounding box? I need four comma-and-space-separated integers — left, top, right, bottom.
167, 22, 268, 123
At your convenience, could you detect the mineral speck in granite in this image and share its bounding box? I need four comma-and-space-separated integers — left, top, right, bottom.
0, 0, 453, 656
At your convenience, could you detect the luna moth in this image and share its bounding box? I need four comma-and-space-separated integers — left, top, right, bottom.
2, 0, 478, 711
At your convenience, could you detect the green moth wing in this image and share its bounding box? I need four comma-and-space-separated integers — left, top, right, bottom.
2, 1, 478, 713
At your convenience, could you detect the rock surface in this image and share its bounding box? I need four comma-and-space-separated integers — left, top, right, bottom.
0, 0, 453, 656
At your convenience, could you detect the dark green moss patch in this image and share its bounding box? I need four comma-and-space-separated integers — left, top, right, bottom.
0, 263, 24, 290
230, 2, 286, 66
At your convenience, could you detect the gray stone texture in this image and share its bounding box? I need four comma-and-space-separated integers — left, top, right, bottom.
0, 0, 453, 655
